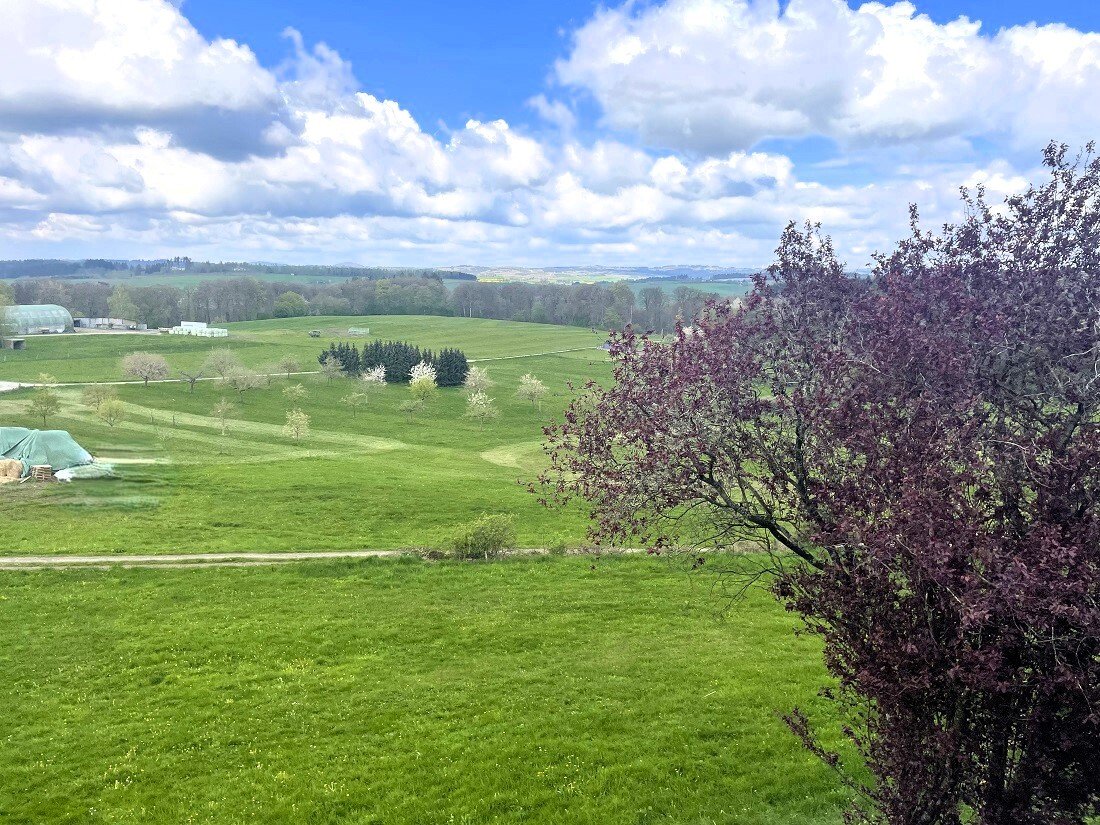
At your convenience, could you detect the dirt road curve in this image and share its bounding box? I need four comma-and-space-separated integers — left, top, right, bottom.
0, 550, 403, 569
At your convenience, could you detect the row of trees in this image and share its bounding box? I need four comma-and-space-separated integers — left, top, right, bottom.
318, 342, 469, 386
4, 274, 724, 333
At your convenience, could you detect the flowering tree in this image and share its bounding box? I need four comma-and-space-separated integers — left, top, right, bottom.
211, 398, 235, 436
203, 349, 241, 381
463, 366, 494, 395
516, 373, 548, 410
361, 364, 387, 387
539, 143, 1100, 824
464, 391, 500, 429
282, 383, 308, 403
409, 361, 438, 405
340, 391, 368, 417
121, 352, 169, 387
319, 353, 345, 382
283, 408, 311, 443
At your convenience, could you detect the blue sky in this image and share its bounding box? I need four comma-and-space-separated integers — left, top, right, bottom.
2, 0, 1099, 266
183, 0, 1100, 138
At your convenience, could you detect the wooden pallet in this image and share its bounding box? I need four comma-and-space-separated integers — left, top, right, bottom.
30, 465, 54, 482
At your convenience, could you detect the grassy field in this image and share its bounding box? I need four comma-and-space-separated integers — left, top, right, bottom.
0, 317, 609, 554
0, 555, 848, 824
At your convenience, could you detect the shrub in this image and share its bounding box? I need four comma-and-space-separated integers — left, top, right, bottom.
450, 514, 516, 560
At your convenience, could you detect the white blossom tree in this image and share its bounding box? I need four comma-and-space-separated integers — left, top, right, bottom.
516, 373, 548, 410
282, 383, 308, 403
283, 408, 311, 443
122, 352, 169, 387
408, 361, 438, 405
361, 364, 387, 386
463, 366, 494, 395
464, 391, 500, 429
203, 349, 242, 381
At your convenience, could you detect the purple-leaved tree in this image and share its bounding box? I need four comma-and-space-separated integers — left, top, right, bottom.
538, 143, 1100, 825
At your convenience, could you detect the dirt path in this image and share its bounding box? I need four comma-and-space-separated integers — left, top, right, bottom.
0, 550, 404, 569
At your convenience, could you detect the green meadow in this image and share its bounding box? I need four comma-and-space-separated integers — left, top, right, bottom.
0, 556, 848, 824
0, 315, 851, 823
0, 317, 608, 554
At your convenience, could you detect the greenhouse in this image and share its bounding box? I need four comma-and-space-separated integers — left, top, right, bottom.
1, 304, 74, 335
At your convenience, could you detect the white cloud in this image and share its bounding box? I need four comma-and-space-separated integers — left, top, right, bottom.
0, 0, 283, 158
0, 0, 1084, 267
555, 0, 1100, 152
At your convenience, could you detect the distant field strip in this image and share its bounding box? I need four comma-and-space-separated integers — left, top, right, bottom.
469, 346, 601, 362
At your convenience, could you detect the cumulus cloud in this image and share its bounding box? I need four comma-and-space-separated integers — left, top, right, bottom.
555, 0, 1100, 153
0, 0, 286, 159
0, 0, 1085, 266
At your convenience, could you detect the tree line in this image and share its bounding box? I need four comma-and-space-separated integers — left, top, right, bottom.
3, 274, 722, 333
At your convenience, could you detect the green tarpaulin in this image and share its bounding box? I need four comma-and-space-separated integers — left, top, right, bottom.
0, 427, 92, 477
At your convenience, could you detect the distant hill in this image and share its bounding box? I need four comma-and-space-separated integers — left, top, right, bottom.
447, 264, 761, 283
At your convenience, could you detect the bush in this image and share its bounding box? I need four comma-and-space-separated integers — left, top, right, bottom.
450, 514, 516, 560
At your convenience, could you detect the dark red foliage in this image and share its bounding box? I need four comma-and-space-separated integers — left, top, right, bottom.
538, 143, 1100, 824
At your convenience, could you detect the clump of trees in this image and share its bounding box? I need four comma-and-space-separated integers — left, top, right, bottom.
319, 341, 469, 386
539, 143, 1100, 824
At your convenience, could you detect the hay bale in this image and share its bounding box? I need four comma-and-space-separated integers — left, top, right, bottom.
0, 458, 22, 482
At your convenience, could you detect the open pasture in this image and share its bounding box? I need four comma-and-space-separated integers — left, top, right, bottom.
0, 555, 847, 824
0, 317, 611, 554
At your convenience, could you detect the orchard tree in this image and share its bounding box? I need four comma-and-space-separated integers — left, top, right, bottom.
27, 386, 59, 426
81, 384, 116, 412
398, 398, 424, 421
283, 383, 308, 403
319, 353, 345, 382
211, 398, 235, 436
409, 361, 438, 405
516, 373, 547, 410
340, 391, 368, 417
226, 367, 265, 401
361, 364, 387, 387
277, 355, 301, 379
98, 398, 125, 428
464, 391, 499, 429
463, 366, 494, 395
283, 408, 311, 443
203, 348, 241, 381
538, 143, 1100, 825
177, 367, 204, 394
122, 352, 169, 386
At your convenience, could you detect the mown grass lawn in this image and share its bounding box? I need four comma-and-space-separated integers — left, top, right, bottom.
0, 555, 848, 824
0, 317, 611, 554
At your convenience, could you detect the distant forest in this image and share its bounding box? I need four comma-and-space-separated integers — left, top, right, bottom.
2, 273, 726, 334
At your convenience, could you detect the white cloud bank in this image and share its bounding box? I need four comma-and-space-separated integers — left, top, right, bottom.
556, 0, 1100, 153
0, 0, 1090, 265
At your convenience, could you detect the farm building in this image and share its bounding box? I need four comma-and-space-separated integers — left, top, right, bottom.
74, 317, 147, 331
1, 304, 73, 335
169, 321, 228, 338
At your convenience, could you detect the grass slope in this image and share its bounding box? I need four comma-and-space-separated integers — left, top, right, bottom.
0, 315, 605, 384
0, 317, 611, 554
0, 556, 847, 824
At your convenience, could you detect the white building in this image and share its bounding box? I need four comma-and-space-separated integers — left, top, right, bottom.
169, 320, 228, 338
